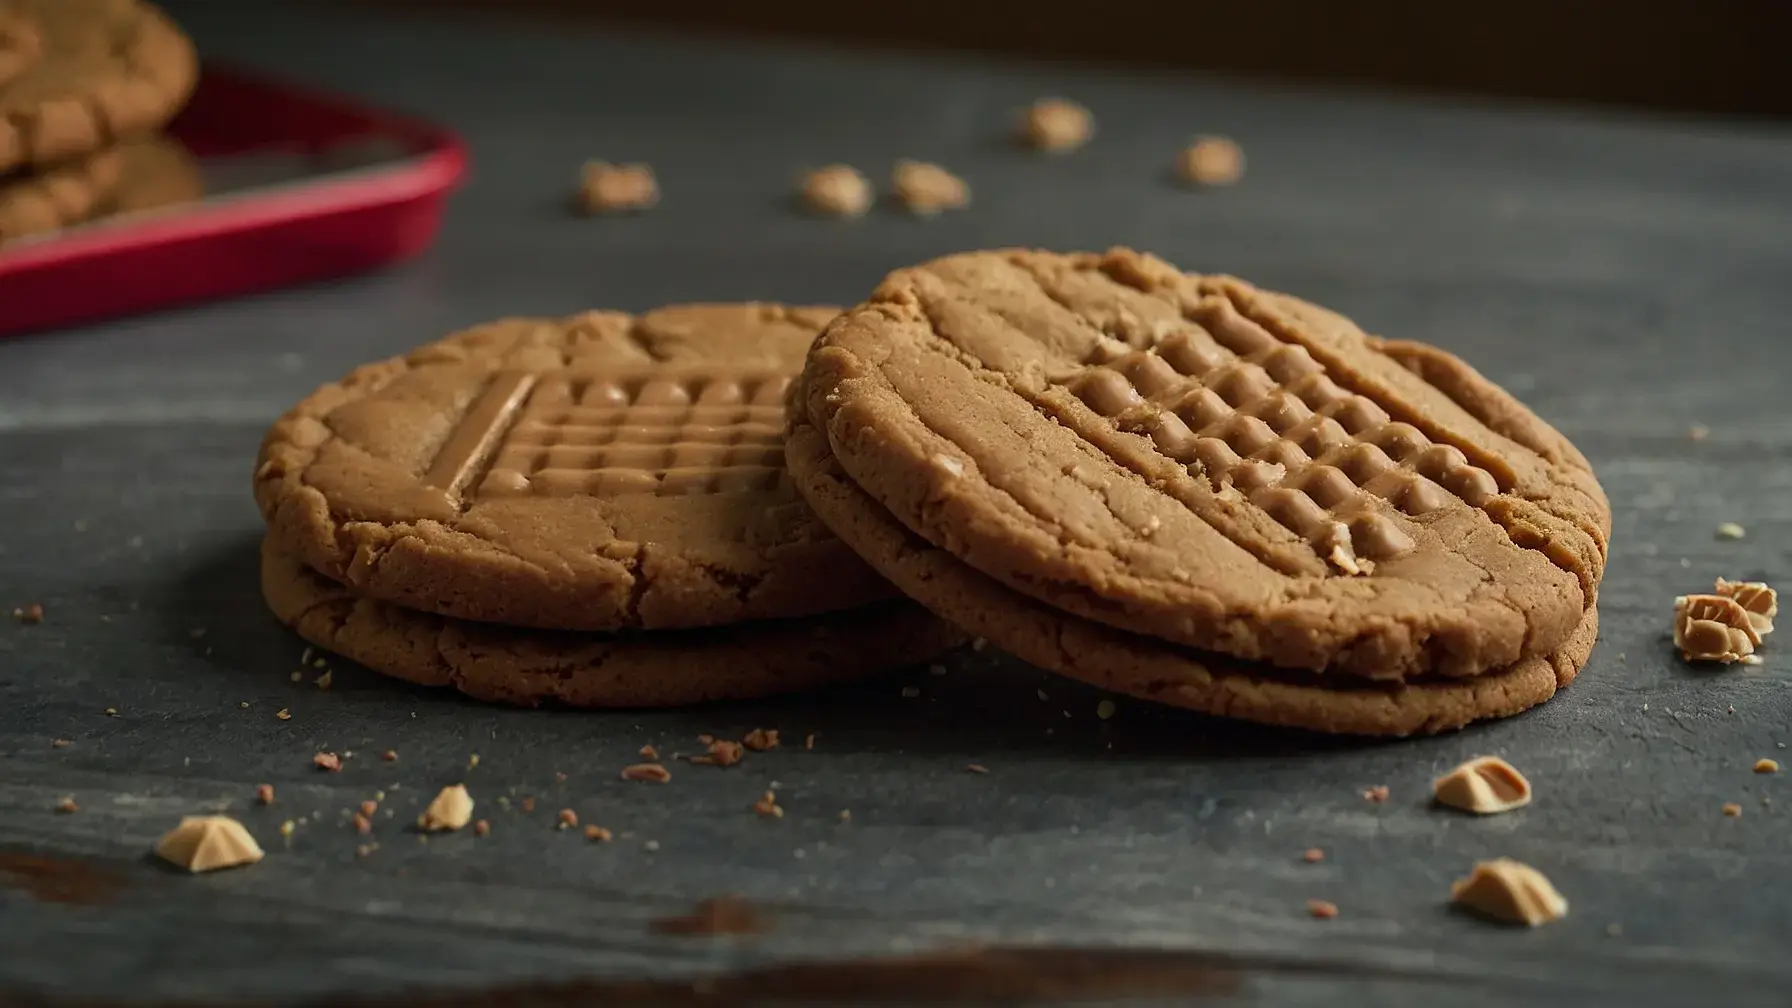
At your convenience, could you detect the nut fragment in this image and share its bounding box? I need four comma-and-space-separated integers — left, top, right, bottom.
313, 752, 341, 772
1176, 136, 1244, 187
1674, 593, 1760, 663
1306, 899, 1338, 919
255, 784, 275, 806
1755, 758, 1781, 774
1722, 802, 1743, 818
752, 790, 783, 818
1302, 848, 1325, 863
154, 816, 264, 873
584, 825, 612, 842
638, 744, 659, 760
417, 784, 473, 832
1432, 756, 1532, 815
621, 763, 671, 783
800, 164, 872, 217
742, 728, 780, 752
1020, 98, 1093, 153
557, 808, 578, 829
1362, 785, 1389, 803
690, 739, 743, 767
14, 603, 44, 624
1450, 858, 1567, 926
473, 819, 491, 837
891, 160, 969, 216
1714, 578, 1777, 638
578, 161, 658, 214
55, 797, 78, 814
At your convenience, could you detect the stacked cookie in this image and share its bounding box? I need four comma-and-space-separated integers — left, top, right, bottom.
787, 249, 1611, 735
253, 304, 965, 707
0, 0, 201, 245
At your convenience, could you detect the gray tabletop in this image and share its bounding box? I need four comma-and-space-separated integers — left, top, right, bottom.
5, 3, 1792, 1005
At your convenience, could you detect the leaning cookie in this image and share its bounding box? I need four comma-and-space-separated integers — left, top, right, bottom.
260, 538, 965, 708
0, 1, 197, 173
787, 421, 1597, 736
0, 142, 123, 243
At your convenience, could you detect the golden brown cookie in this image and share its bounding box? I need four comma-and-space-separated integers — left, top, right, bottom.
260, 538, 965, 708
787, 421, 1597, 736
0, 0, 197, 173
0, 141, 123, 243
109, 133, 201, 214
0, 3, 43, 90
802, 248, 1608, 682
255, 304, 899, 632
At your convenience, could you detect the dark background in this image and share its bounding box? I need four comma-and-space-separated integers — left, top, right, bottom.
349, 0, 1792, 118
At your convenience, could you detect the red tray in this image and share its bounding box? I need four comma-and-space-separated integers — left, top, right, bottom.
0, 64, 467, 337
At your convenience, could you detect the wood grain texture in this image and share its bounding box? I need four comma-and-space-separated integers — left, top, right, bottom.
2, 1, 1791, 1003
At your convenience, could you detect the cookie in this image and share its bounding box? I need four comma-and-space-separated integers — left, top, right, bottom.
0, 1, 197, 173
0, 4, 42, 90
255, 304, 898, 632
787, 421, 1597, 736
108, 134, 201, 214
260, 538, 965, 708
0, 142, 123, 244
801, 248, 1608, 682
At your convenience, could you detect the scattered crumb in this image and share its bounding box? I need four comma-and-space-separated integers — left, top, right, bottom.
584, 825, 612, 842
799, 164, 872, 217
289, 672, 303, 683
557, 808, 578, 830
697, 733, 715, 745
417, 784, 474, 832
381, 750, 397, 762
55, 796, 78, 814
901, 685, 921, 698
238, 702, 249, 709
1362, 785, 1390, 803
621, 763, 672, 783
51, 738, 69, 748
1096, 699, 1117, 720
838, 809, 852, 823
1303, 848, 1325, 863
256, 784, 275, 805
359, 799, 378, 817
891, 159, 969, 215
473, 819, 490, 837
691, 739, 743, 767
353, 813, 372, 835
804, 733, 816, 751
651, 895, 771, 936
314, 670, 333, 690
1450, 858, 1568, 926
1020, 98, 1093, 153
752, 790, 784, 818
742, 728, 780, 752
1722, 802, 1743, 817
1717, 522, 1747, 541
1674, 592, 1761, 664
467, 753, 480, 769
1755, 758, 1780, 774
155, 816, 264, 873
578, 161, 658, 214
521, 796, 536, 812
1306, 899, 1338, 920
356, 843, 378, 858
966, 764, 990, 774
313, 752, 342, 772
103, 707, 117, 717
279, 820, 295, 838
643, 839, 661, 852
554, 771, 567, 783
639, 744, 659, 760
14, 603, 44, 624
275, 708, 291, 721
1176, 136, 1245, 187
1432, 756, 1532, 815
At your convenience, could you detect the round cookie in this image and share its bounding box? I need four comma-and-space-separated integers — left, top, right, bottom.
0, 0, 197, 173
787, 421, 1597, 736
802, 248, 1609, 682
0, 141, 123, 244
261, 538, 965, 708
255, 303, 898, 632
108, 134, 202, 214
0, 4, 42, 90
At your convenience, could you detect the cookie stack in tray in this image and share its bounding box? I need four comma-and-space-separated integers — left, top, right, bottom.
253, 304, 966, 707
0, 0, 201, 246
786, 248, 1611, 735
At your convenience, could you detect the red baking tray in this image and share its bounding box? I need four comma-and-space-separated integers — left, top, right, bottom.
0, 64, 467, 337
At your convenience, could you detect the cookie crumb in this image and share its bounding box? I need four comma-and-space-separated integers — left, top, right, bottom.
1096, 699, 1117, 720
14, 603, 44, 624
638, 744, 659, 760
742, 728, 780, 752
1722, 802, 1743, 817
752, 790, 784, 818
643, 839, 661, 852
1450, 858, 1567, 926
1303, 848, 1325, 863
313, 752, 341, 772
359, 799, 378, 817
314, 670, 332, 690
891, 160, 969, 215
103, 707, 118, 717
1020, 98, 1093, 153
584, 825, 612, 842
578, 161, 658, 214
557, 808, 578, 830
622, 763, 672, 783
467, 753, 480, 769
1755, 758, 1780, 774
901, 685, 921, 698
418, 784, 474, 832
966, 764, 990, 774
691, 739, 743, 767
255, 784, 275, 805
355, 843, 378, 858
380, 749, 397, 762
353, 813, 373, 835
1362, 785, 1390, 803
279, 820, 295, 838
804, 733, 816, 751
473, 819, 490, 837
155, 816, 264, 873
838, 809, 852, 822
1674, 593, 1761, 663
1433, 756, 1532, 814
799, 164, 872, 217
1176, 136, 1245, 187
1717, 522, 1746, 541
1306, 899, 1338, 920
275, 708, 291, 721
520, 796, 536, 812
51, 738, 69, 748
55, 796, 78, 814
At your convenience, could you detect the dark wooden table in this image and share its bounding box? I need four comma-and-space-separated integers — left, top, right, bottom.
4, 3, 1791, 1004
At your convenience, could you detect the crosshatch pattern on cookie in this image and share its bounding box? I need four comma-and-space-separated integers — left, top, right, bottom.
1057, 292, 1507, 570
425, 368, 793, 501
